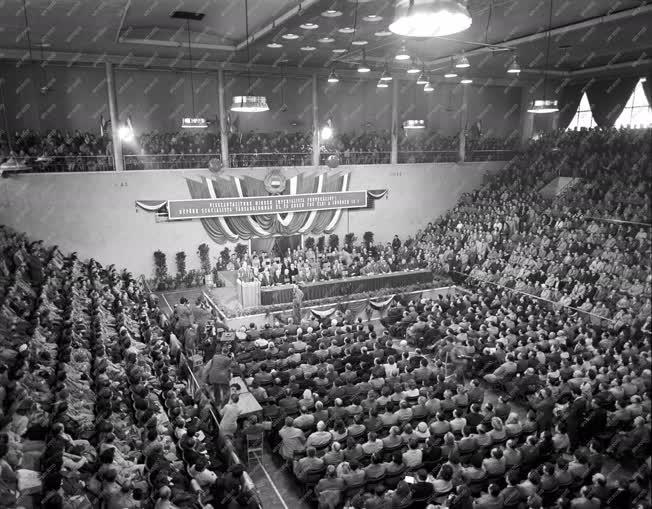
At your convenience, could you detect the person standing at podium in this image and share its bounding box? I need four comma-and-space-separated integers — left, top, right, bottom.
237, 261, 255, 282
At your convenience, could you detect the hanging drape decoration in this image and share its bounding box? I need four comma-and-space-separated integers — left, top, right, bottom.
308, 294, 398, 319
642, 75, 652, 107
136, 172, 387, 243
187, 172, 349, 241
586, 77, 638, 128
557, 83, 586, 130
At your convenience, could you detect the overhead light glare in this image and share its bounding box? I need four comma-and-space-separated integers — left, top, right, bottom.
460, 78, 472, 84
318, 37, 335, 43
389, 0, 472, 38
374, 30, 393, 37
352, 40, 368, 45
380, 69, 393, 81
338, 27, 355, 34
377, 80, 389, 88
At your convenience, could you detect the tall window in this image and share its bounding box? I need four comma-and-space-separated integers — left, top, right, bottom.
614, 79, 652, 128
566, 92, 596, 130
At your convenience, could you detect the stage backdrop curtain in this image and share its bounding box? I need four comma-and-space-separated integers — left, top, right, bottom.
642, 75, 652, 106
586, 78, 638, 128
557, 83, 586, 130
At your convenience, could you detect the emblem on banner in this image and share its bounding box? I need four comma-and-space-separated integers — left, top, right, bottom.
264, 170, 287, 195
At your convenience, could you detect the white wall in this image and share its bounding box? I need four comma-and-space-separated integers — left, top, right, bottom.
0, 161, 506, 278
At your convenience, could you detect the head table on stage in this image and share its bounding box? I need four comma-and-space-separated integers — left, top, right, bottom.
259, 269, 434, 306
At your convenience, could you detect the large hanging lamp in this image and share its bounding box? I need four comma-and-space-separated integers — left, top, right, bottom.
231, 0, 269, 113
507, 56, 521, 74
180, 19, 209, 127
389, 0, 472, 38
527, 0, 558, 113
416, 70, 428, 85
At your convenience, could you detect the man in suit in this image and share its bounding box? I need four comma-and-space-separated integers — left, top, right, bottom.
566, 387, 589, 448
293, 447, 324, 481
410, 469, 434, 501
530, 388, 555, 431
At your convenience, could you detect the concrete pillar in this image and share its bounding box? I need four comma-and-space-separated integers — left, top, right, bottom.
458, 84, 469, 163
218, 69, 229, 168
105, 62, 124, 172
520, 85, 534, 147
312, 73, 320, 167
391, 80, 398, 164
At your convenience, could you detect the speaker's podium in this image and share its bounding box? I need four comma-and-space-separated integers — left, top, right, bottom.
237, 278, 261, 309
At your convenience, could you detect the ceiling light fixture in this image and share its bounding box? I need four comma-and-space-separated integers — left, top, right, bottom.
416, 71, 428, 85
332, 48, 347, 53
407, 60, 420, 73
300, 46, 316, 51
300, 22, 319, 29
377, 79, 389, 88
231, 0, 268, 113
460, 77, 472, 84
444, 68, 458, 78
403, 119, 426, 129
507, 57, 521, 74
358, 48, 371, 72
322, 9, 343, 17
374, 30, 393, 37
363, 14, 383, 22
455, 54, 470, 68
267, 42, 283, 48
338, 27, 355, 33
282, 33, 299, 40
318, 37, 335, 43
395, 43, 410, 60
423, 81, 434, 92
528, 0, 558, 114
527, 99, 558, 113
380, 67, 393, 81
352, 40, 368, 45
389, 0, 472, 38
327, 69, 340, 83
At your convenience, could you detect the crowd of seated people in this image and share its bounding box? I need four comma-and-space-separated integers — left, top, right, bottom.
416, 128, 651, 322
1, 127, 517, 171
236, 237, 427, 286
221, 280, 650, 508
0, 226, 257, 509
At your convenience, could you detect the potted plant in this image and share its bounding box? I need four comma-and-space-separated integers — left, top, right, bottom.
344, 233, 356, 251
328, 234, 339, 251
219, 247, 231, 270
363, 231, 375, 249
234, 242, 248, 262
153, 250, 168, 290
304, 237, 315, 251
175, 251, 187, 287
316, 236, 325, 253
197, 243, 211, 275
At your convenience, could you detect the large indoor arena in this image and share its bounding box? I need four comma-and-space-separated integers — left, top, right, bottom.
0, 0, 651, 508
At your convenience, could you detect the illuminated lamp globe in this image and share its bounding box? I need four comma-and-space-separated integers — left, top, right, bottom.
326, 154, 340, 168
389, 0, 472, 38
231, 96, 269, 113
208, 158, 223, 173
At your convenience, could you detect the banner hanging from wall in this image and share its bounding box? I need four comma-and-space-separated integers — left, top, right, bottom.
135, 171, 387, 242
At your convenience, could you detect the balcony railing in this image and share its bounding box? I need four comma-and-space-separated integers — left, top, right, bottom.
3, 148, 519, 173
124, 153, 221, 170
